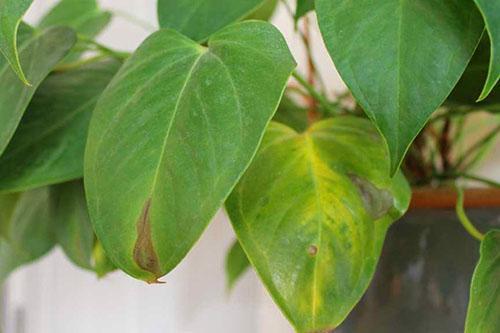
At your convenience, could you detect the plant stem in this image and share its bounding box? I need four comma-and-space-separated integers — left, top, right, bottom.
454, 124, 500, 171
455, 186, 485, 241
292, 71, 338, 116
111, 9, 157, 32
459, 173, 500, 188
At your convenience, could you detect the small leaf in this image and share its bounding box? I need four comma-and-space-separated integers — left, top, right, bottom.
157, 0, 265, 41
51, 181, 95, 271
0, 26, 76, 157
474, 0, 500, 101
0, 57, 121, 193
39, 0, 112, 38
85, 21, 296, 282
225, 240, 250, 290
226, 117, 411, 332
465, 230, 500, 333
315, 0, 484, 174
0, 0, 33, 83
295, 0, 314, 23
0, 188, 55, 282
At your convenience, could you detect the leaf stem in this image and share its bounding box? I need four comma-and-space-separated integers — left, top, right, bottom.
110, 9, 157, 32
454, 124, 500, 171
455, 186, 485, 241
292, 71, 338, 116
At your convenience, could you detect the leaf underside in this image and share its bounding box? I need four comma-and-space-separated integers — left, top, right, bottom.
226, 117, 411, 332
85, 21, 296, 282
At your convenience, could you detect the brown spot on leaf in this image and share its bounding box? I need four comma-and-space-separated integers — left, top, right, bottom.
349, 174, 393, 219
133, 198, 163, 281
308, 245, 318, 256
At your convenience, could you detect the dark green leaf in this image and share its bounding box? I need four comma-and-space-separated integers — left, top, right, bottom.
0, 57, 121, 193
273, 95, 309, 132
157, 0, 265, 41
226, 117, 411, 332
0, 26, 76, 157
39, 0, 111, 38
474, 0, 500, 100
0, 188, 55, 282
465, 230, 500, 333
85, 21, 296, 282
225, 240, 250, 290
295, 0, 314, 23
0, 0, 33, 83
246, 0, 278, 21
51, 181, 95, 270
316, 0, 484, 174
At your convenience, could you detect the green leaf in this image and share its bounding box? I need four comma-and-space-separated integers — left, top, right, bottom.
225, 240, 250, 290
51, 181, 95, 271
315, 0, 484, 174
0, 0, 33, 83
465, 230, 500, 333
0, 26, 76, 157
245, 0, 278, 21
295, 0, 314, 23
0, 193, 19, 237
85, 21, 296, 282
226, 117, 411, 332
0, 57, 121, 193
0, 188, 55, 282
273, 95, 309, 132
157, 0, 265, 41
39, 0, 112, 38
93, 240, 116, 278
474, 0, 500, 101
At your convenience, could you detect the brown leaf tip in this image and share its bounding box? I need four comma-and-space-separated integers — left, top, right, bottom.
308, 245, 318, 257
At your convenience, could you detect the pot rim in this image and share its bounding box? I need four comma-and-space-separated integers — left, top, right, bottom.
410, 187, 500, 209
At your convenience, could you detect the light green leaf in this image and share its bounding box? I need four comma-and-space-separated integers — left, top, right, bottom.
295, 0, 314, 23
85, 21, 296, 282
465, 230, 500, 333
39, 0, 111, 38
0, 188, 55, 282
474, 0, 500, 101
157, 0, 265, 41
0, 57, 121, 193
0, 0, 33, 83
226, 117, 411, 332
225, 240, 250, 290
315, 0, 484, 174
0, 26, 76, 157
51, 181, 95, 271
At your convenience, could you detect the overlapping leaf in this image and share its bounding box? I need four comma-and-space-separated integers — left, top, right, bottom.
85, 21, 296, 282
0, 0, 33, 83
465, 230, 500, 333
474, 0, 500, 100
157, 0, 265, 41
295, 0, 314, 23
0, 188, 55, 282
0, 25, 76, 157
225, 240, 250, 290
315, 0, 484, 174
0, 58, 121, 193
226, 117, 411, 332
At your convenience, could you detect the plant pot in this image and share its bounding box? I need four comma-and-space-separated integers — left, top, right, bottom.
337, 188, 500, 333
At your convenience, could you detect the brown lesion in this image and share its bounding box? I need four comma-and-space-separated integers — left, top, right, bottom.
133, 198, 164, 283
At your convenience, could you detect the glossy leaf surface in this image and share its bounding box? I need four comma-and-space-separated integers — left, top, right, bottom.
0, 188, 55, 282
157, 0, 264, 41
39, 0, 111, 38
226, 117, 411, 332
474, 0, 499, 100
315, 0, 484, 173
0, 58, 121, 193
85, 22, 296, 282
51, 181, 95, 270
0, 26, 76, 157
225, 240, 250, 290
0, 0, 33, 83
465, 230, 500, 333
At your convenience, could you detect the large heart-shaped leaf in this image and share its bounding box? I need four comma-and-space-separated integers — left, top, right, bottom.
157, 0, 265, 41
39, 0, 112, 38
51, 181, 95, 271
226, 117, 411, 332
0, 25, 76, 157
465, 230, 500, 333
85, 21, 296, 282
474, 0, 500, 100
0, 188, 55, 282
0, 58, 121, 193
0, 0, 33, 83
315, 0, 484, 174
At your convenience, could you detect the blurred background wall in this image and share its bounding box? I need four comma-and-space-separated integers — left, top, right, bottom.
1, 1, 498, 333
